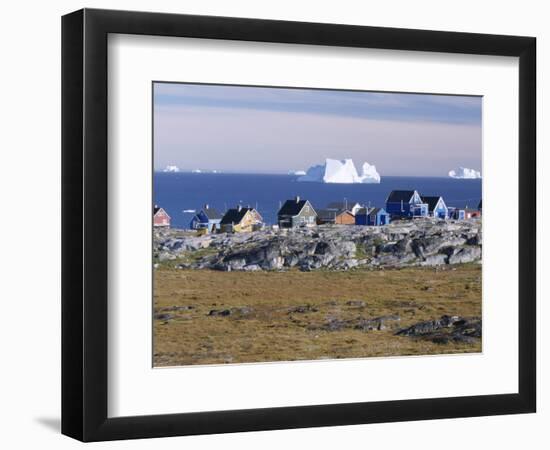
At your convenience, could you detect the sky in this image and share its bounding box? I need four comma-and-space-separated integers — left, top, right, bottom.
153, 82, 482, 177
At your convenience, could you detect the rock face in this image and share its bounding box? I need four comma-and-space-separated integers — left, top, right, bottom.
310, 314, 401, 332
395, 315, 482, 344
154, 218, 482, 271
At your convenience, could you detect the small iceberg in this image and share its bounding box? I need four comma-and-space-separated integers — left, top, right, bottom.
163, 165, 180, 173
448, 167, 482, 179
182, 209, 196, 213
298, 158, 381, 184
190, 169, 221, 174
288, 169, 307, 176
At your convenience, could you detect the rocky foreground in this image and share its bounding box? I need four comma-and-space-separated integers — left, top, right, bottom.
153, 266, 482, 365
154, 218, 481, 271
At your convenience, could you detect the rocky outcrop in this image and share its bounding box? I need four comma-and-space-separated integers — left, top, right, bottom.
310, 314, 401, 332
395, 315, 482, 344
154, 218, 482, 271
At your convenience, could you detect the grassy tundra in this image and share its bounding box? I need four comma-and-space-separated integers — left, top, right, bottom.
153, 264, 481, 367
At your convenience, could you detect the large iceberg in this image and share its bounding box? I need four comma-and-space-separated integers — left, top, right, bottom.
448, 167, 481, 179
298, 158, 381, 184
359, 162, 381, 183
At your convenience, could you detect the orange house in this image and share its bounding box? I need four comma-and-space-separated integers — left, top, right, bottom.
335, 210, 355, 224
317, 209, 355, 225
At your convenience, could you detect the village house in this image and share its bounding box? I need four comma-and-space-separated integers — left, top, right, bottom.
153, 205, 171, 227
464, 208, 482, 219
355, 207, 391, 226
189, 204, 222, 233
277, 196, 317, 228
422, 195, 449, 219
220, 206, 263, 233
325, 201, 363, 216
386, 190, 428, 218
448, 207, 466, 220
317, 208, 355, 225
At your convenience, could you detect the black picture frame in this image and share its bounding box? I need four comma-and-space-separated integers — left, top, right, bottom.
61, 8, 536, 442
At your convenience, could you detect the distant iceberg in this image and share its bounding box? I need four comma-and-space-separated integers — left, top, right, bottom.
288, 169, 307, 176
163, 165, 180, 173
448, 167, 482, 179
359, 162, 381, 183
298, 158, 381, 184
190, 169, 221, 174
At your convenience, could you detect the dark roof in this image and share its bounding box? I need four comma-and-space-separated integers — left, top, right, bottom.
357, 207, 387, 217
317, 209, 352, 221
153, 205, 167, 216
421, 196, 443, 212
368, 207, 381, 218
278, 199, 309, 216
326, 201, 358, 210
386, 190, 415, 203
317, 209, 339, 221
201, 206, 221, 220
220, 207, 253, 225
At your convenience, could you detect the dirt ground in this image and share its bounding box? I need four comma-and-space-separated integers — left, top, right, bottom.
153, 265, 482, 367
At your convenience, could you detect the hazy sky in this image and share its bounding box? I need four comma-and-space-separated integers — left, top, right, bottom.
153, 82, 482, 177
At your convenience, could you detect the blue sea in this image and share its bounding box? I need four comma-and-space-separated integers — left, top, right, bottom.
154, 173, 482, 229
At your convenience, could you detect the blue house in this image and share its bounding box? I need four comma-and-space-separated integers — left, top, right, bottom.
421, 196, 449, 219
386, 190, 428, 217
448, 207, 466, 220
355, 207, 391, 226
189, 204, 222, 233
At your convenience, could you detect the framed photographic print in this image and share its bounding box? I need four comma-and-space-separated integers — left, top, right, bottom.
61, 8, 536, 442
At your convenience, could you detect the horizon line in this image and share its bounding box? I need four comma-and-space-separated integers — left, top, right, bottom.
154, 170, 482, 179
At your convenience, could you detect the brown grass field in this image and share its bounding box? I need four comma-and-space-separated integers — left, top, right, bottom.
153, 265, 481, 367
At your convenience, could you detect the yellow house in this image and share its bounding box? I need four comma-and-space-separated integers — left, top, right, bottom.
219, 206, 263, 233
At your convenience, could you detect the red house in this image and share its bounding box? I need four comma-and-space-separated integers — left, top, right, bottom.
153, 205, 171, 227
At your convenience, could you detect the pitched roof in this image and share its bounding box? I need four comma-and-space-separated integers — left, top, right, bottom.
153, 205, 169, 217
201, 206, 221, 220
368, 207, 381, 218
316, 209, 338, 221
357, 207, 387, 217
317, 209, 352, 221
220, 207, 253, 225
386, 190, 416, 203
421, 196, 443, 212
278, 199, 309, 216
220, 207, 262, 225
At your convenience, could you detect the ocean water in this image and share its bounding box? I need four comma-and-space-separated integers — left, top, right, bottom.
154, 173, 482, 229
